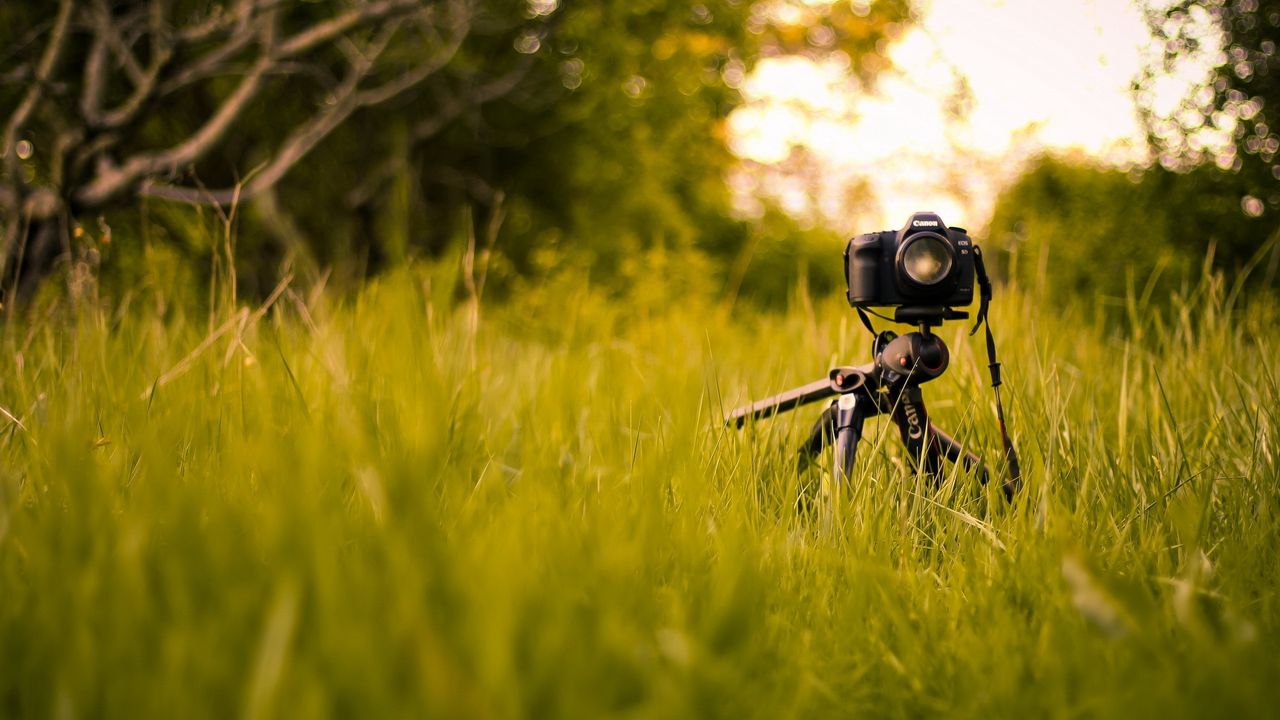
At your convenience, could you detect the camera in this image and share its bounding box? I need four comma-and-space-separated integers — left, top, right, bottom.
844, 211, 975, 309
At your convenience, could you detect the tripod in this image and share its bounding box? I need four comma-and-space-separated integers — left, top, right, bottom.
726, 311, 1018, 502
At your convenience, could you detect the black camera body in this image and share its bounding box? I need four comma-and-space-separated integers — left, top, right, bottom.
844, 212, 976, 310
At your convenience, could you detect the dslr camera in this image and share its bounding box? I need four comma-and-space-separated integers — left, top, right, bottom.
844, 212, 975, 311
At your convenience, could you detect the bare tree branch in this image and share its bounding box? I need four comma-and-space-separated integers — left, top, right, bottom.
98, 62, 166, 129
91, 0, 147, 87
69, 132, 120, 186
275, 0, 421, 58
72, 2, 170, 130
1, 0, 73, 290
177, 1, 244, 43
48, 127, 80, 189
176, 0, 267, 43
2, 0, 74, 183
352, 12, 462, 106
140, 2, 473, 207
80, 34, 110, 124
159, 12, 267, 95
4, 0, 539, 295
77, 50, 275, 207
95, 15, 176, 132
148, 0, 169, 42
158, 0, 419, 101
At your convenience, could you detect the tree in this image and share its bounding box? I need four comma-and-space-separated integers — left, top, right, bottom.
0, 1, 495, 297
0, 1, 914, 300
986, 154, 1273, 304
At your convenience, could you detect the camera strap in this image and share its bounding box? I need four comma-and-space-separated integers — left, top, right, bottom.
971, 247, 1023, 497
855, 306, 878, 335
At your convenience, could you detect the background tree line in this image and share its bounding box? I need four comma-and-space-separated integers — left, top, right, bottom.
988, 0, 1279, 305
1, 0, 1276, 311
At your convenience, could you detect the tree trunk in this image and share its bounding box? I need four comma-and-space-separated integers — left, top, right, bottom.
3, 212, 68, 307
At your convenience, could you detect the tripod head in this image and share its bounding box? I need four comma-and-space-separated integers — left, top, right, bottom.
888, 305, 969, 328
724, 328, 951, 429
872, 329, 949, 386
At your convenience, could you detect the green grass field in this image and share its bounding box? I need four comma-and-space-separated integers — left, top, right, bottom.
2, 260, 1278, 718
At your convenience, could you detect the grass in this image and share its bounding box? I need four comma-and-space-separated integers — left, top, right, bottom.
1, 257, 1279, 718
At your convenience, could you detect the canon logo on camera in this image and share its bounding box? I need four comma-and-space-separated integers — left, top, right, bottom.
911, 220, 940, 227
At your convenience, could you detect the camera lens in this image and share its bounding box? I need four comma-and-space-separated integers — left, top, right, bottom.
901, 235, 953, 286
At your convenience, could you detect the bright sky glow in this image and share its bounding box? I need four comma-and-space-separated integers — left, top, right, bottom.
729, 0, 1173, 231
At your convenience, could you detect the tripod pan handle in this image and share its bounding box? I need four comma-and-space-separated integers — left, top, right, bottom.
725, 378, 836, 428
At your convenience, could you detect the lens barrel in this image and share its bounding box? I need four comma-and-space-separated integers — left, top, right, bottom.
900, 234, 954, 286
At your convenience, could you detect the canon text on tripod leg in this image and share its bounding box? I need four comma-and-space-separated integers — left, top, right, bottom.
888, 385, 945, 484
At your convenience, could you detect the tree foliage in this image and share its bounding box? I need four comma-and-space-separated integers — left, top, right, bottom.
1137, 0, 1279, 209
987, 154, 1274, 304
996, 1, 1280, 305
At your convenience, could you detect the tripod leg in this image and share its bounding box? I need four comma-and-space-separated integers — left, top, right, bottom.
795, 399, 866, 517
929, 423, 990, 487
812, 393, 867, 532
832, 393, 867, 484
793, 395, 869, 521
889, 385, 945, 485
795, 403, 834, 516
798, 404, 836, 465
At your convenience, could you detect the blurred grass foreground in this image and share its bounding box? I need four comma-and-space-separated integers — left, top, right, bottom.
2, 256, 1279, 718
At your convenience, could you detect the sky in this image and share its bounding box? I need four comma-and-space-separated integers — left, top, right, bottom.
728, 0, 1167, 231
